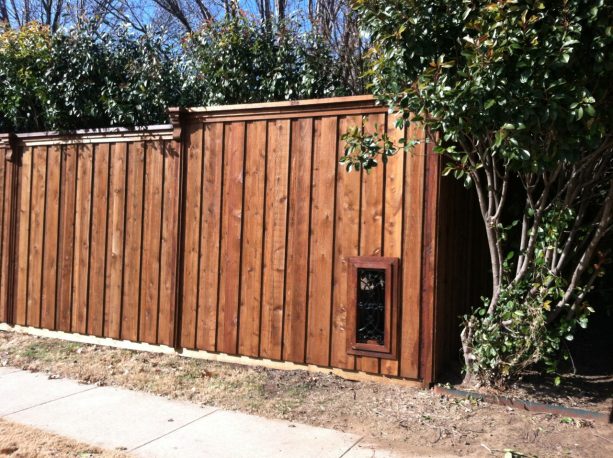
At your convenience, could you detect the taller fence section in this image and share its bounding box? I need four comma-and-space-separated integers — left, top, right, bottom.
0, 127, 181, 347
172, 96, 434, 380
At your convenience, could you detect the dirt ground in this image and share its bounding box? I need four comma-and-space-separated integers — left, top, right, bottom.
1, 331, 611, 457
0, 419, 128, 457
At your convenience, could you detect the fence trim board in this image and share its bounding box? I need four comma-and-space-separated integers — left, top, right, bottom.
2, 125, 173, 148
0, 324, 425, 388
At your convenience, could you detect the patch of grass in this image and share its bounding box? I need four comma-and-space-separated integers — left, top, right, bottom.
19, 343, 52, 361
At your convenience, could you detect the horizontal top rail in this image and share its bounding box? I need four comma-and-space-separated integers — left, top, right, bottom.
169, 95, 386, 123
1, 96, 388, 148
0, 124, 174, 148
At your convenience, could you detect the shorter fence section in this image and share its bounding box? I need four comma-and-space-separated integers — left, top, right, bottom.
0, 127, 180, 346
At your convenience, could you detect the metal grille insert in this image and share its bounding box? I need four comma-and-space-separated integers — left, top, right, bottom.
356, 268, 385, 345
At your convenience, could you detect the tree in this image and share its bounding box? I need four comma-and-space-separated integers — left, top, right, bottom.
343, 0, 613, 385
180, 15, 347, 107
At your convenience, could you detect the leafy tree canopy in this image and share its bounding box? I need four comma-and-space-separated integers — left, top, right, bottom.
345, 0, 613, 385
0, 15, 352, 132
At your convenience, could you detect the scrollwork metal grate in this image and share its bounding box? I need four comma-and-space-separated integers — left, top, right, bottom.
356, 268, 385, 345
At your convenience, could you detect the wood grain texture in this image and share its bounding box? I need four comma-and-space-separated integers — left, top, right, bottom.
399, 123, 426, 379
121, 141, 145, 342
217, 121, 245, 355
139, 141, 163, 344
15, 148, 32, 325
0, 154, 14, 324
419, 140, 440, 385
0, 98, 465, 384
380, 114, 405, 377
104, 143, 126, 339
260, 119, 290, 360
72, 145, 94, 334
27, 146, 47, 328
356, 113, 385, 374
180, 123, 203, 349
305, 116, 337, 367
196, 123, 223, 351
158, 140, 180, 347
282, 118, 312, 363
330, 115, 361, 371
238, 121, 266, 357
0, 154, 6, 323
56, 145, 77, 332
40, 145, 61, 330
87, 144, 110, 337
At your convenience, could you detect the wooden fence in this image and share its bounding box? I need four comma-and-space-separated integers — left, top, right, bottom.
0, 96, 486, 385
0, 127, 180, 346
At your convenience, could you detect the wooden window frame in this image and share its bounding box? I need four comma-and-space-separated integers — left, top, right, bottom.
346, 256, 399, 360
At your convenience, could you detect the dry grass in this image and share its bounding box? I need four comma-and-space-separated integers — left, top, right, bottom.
0, 419, 128, 458
1, 330, 611, 457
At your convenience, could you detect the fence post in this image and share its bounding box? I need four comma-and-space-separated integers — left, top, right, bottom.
0, 133, 20, 326
169, 108, 187, 350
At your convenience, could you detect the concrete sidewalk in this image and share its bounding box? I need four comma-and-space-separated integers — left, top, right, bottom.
0, 367, 396, 457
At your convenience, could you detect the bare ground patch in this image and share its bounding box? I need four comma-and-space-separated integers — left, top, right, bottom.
0, 419, 128, 457
1, 331, 611, 457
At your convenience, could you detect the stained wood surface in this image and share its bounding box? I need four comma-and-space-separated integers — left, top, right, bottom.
217, 122, 245, 355
0, 96, 459, 383
305, 117, 337, 367
238, 121, 266, 357
4, 138, 179, 345
282, 118, 312, 363
104, 143, 126, 339
180, 124, 203, 349
260, 119, 289, 360
56, 145, 77, 332
330, 115, 361, 371
196, 123, 223, 352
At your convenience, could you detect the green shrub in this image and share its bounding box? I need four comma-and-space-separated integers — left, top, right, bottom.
180, 16, 346, 107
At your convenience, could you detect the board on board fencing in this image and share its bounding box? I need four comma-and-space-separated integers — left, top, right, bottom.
177, 99, 431, 380
8, 139, 180, 346
0, 96, 477, 385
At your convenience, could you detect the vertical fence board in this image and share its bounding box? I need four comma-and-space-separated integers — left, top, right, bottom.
139, 141, 163, 344
72, 144, 93, 334
0, 156, 6, 323
419, 142, 440, 384
399, 123, 426, 379
15, 148, 32, 325
158, 141, 180, 346
0, 155, 12, 323
217, 122, 245, 355
56, 145, 77, 332
27, 146, 47, 328
238, 121, 266, 357
196, 123, 223, 351
41, 145, 61, 330
306, 116, 337, 366
260, 119, 290, 360
282, 118, 313, 363
104, 143, 126, 339
87, 144, 110, 336
380, 114, 405, 377
330, 115, 361, 370
121, 142, 145, 341
356, 115, 385, 374
180, 124, 203, 349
